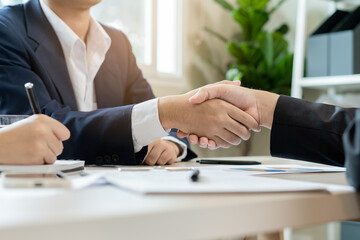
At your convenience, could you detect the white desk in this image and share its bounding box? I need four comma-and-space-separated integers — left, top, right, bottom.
0, 156, 359, 240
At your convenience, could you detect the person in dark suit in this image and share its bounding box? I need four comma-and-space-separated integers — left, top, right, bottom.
181, 83, 360, 189
0, 0, 258, 165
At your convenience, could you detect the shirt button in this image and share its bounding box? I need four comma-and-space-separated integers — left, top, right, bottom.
96, 156, 103, 165
104, 155, 111, 164
112, 154, 120, 162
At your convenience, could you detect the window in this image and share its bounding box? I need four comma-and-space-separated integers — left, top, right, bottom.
0, 0, 27, 6
92, 0, 183, 79
0, 0, 183, 80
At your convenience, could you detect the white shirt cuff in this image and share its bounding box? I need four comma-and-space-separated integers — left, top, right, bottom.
132, 98, 169, 152
161, 136, 188, 162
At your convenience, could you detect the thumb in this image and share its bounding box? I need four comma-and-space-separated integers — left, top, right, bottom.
189, 85, 226, 104
188, 88, 209, 104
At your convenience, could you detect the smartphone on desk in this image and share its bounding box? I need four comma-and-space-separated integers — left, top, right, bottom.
196, 159, 261, 165
2, 172, 71, 188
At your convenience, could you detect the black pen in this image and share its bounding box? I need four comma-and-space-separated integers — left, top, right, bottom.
24, 82, 41, 114
56, 171, 67, 179
190, 169, 200, 182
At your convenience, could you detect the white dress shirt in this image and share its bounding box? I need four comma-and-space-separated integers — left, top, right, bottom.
39, 0, 187, 160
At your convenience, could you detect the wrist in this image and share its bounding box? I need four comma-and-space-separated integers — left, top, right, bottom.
254, 90, 280, 129
158, 96, 179, 130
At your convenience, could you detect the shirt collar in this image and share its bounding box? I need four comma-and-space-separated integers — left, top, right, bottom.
39, 0, 111, 58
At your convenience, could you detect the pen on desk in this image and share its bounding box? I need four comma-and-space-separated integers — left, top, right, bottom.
190, 169, 200, 182
24, 82, 41, 114
56, 171, 67, 179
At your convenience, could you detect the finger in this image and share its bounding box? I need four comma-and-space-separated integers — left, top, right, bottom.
177, 130, 188, 138
199, 137, 209, 148
217, 127, 243, 146
46, 133, 64, 156
224, 116, 253, 141
43, 147, 57, 165
189, 85, 228, 104
208, 140, 217, 150
227, 106, 260, 132
212, 135, 233, 149
157, 151, 175, 165
143, 146, 165, 166
166, 156, 178, 165
43, 116, 71, 141
143, 143, 154, 164
188, 134, 199, 144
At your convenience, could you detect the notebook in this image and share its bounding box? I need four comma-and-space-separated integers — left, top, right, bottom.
0, 160, 85, 173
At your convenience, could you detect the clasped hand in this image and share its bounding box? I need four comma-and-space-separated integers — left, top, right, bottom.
175, 81, 267, 149
158, 81, 262, 150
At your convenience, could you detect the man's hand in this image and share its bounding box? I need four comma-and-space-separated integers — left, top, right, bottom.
143, 139, 180, 166
158, 86, 260, 148
0, 115, 70, 165
177, 84, 280, 149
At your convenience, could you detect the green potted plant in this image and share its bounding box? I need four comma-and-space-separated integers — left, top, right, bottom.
204, 0, 293, 95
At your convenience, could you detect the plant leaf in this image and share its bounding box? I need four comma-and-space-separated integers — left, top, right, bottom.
204, 27, 228, 43
260, 31, 274, 68
233, 9, 269, 41
275, 24, 289, 35
249, 10, 269, 40
214, 0, 234, 11
233, 8, 251, 41
227, 41, 247, 63
236, 0, 269, 9
269, 0, 287, 15
236, 0, 252, 8
271, 53, 293, 91
272, 32, 288, 63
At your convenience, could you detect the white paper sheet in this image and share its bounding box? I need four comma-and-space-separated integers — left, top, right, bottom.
105, 170, 345, 194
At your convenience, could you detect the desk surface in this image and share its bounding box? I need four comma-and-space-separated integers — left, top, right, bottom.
0, 156, 359, 240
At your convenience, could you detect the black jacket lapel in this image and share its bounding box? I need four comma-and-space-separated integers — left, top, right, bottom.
24, 0, 78, 110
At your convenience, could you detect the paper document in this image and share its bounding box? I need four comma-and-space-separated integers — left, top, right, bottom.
0, 160, 85, 173
223, 164, 345, 175
105, 170, 337, 194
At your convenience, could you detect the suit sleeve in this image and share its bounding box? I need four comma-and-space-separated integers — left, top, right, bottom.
270, 95, 356, 167
0, 22, 147, 165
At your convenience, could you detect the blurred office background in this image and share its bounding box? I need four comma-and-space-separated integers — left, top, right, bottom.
1, 1, 360, 239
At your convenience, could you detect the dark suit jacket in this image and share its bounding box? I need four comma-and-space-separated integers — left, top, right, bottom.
0, 0, 196, 165
270, 95, 360, 189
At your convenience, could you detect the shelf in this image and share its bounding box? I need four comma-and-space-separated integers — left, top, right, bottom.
291, 0, 360, 98
326, 0, 360, 2
300, 74, 360, 91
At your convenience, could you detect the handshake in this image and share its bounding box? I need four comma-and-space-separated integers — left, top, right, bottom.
158, 81, 280, 150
